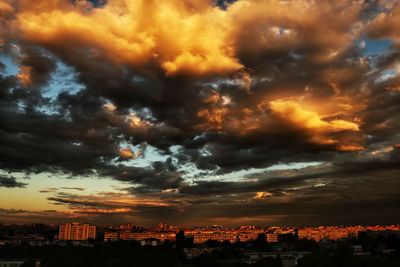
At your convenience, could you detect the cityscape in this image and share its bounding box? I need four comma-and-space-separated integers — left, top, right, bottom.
2, 0, 400, 266
0, 222, 400, 266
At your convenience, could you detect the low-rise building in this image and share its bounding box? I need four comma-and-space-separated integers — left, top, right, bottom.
104, 231, 119, 242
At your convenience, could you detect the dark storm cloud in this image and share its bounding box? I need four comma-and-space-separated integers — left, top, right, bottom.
15, 45, 57, 87
176, 134, 340, 174
41, 165, 400, 226
185, 144, 400, 193
184, 177, 400, 226
0, 175, 26, 188
43, 190, 186, 224
0, 207, 107, 224
0, 67, 185, 190
99, 162, 185, 193
47, 197, 115, 208
175, 147, 400, 225
26, 146, 400, 226
0, 208, 27, 214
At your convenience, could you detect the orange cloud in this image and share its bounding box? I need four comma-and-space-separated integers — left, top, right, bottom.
368, 3, 400, 48
253, 192, 272, 199
195, 89, 231, 132
15, 65, 32, 86
0, 1, 14, 47
269, 100, 359, 132
195, 97, 362, 151
268, 99, 363, 150
0, 1, 13, 14
128, 113, 153, 129
119, 146, 136, 160
78, 208, 133, 214
385, 86, 400, 92
103, 103, 116, 112
197, 107, 230, 132
337, 144, 364, 152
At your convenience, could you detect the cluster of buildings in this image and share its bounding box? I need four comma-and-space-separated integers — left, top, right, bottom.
1, 223, 399, 267
297, 225, 400, 242
1, 222, 390, 245
185, 230, 278, 244
183, 225, 296, 244
104, 223, 176, 243
101, 224, 294, 244
101, 224, 297, 244
104, 231, 176, 242
298, 226, 352, 242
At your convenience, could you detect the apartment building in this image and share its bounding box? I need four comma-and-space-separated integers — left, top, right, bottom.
59, 222, 96, 240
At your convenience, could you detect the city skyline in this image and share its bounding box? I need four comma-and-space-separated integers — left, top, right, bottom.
1, 221, 399, 266
2, 221, 400, 243
1, 0, 400, 226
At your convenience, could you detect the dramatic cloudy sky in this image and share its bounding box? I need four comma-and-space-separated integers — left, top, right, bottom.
1, 0, 400, 226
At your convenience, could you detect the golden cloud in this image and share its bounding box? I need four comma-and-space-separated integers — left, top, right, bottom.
269, 100, 359, 132
195, 96, 363, 151
253, 192, 272, 199
268, 99, 362, 150
13, 0, 242, 76
11, 0, 363, 77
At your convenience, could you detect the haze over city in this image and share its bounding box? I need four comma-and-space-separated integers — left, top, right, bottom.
1, 0, 400, 228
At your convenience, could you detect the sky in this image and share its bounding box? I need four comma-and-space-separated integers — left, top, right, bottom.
0, 0, 400, 227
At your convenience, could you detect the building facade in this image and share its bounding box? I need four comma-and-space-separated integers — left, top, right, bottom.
59, 222, 96, 240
